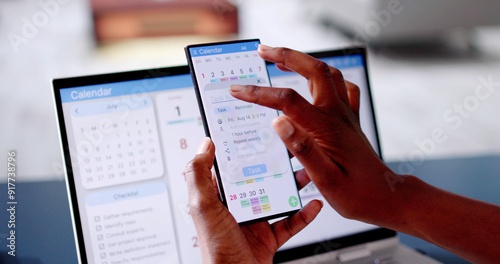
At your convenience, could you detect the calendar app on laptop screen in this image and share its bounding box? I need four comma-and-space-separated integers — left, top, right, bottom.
57, 71, 205, 264
54, 48, 384, 264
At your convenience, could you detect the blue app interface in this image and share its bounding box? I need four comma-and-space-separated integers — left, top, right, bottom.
189, 41, 301, 223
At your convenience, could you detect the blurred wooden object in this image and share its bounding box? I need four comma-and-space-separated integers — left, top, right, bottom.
91, 0, 238, 43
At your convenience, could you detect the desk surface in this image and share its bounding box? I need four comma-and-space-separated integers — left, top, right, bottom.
1, 155, 499, 264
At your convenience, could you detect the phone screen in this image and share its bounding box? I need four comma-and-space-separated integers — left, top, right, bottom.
185, 39, 301, 224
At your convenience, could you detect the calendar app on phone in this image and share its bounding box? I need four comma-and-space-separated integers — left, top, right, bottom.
186, 40, 302, 224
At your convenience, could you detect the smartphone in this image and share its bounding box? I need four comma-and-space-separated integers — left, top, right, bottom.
185, 39, 302, 224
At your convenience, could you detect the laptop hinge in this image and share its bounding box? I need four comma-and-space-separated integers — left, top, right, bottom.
337, 247, 372, 262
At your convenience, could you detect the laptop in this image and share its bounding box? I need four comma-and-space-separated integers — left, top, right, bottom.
53, 47, 441, 264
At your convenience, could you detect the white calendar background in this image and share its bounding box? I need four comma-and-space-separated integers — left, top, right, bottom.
65, 86, 206, 263
70, 96, 164, 189
156, 89, 205, 264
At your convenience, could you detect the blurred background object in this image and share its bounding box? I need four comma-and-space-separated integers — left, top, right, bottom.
306, 0, 500, 46
1, 0, 500, 183
91, 0, 237, 42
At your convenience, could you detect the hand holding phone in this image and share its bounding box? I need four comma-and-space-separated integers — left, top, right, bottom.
185, 39, 302, 224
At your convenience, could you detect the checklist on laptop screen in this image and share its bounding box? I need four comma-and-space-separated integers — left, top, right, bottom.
53, 48, 390, 264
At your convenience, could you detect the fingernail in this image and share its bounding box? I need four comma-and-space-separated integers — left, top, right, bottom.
258, 44, 272, 52
273, 117, 295, 139
230, 85, 243, 92
319, 200, 324, 208
197, 137, 211, 154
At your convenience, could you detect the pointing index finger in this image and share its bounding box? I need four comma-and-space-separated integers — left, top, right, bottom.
258, 45, 343, 107
229, 84, 317, 129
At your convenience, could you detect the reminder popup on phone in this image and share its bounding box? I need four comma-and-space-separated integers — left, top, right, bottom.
203, 78, 290, 184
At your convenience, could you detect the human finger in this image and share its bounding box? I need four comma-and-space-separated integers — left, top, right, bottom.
345, 80, 360, 121
185, 138, 218, 213
272, 200, 323, 248
258, 45, 340, 107
275, 62, 293, 72
211, 170, 221, 201
294, 169, 311, 190
328, 66, 350, 107
272, 116, 340, 191
229, 85, 319, 131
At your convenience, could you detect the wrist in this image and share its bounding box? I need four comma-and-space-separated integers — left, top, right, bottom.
376, 173, 427, 236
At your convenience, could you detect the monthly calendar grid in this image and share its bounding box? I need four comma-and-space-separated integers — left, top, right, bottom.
71, 97, 164, 189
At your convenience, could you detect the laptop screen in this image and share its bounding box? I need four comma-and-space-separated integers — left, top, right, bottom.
53, 47, 394, 264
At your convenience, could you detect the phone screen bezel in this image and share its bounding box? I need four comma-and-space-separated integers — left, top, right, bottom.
185, 39, 301, 225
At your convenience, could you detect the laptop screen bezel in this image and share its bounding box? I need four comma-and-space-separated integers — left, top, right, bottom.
52, 47, 395, 264
52, 65, 191, 264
